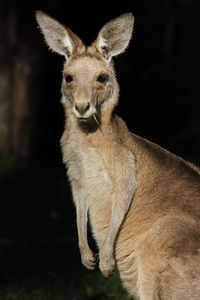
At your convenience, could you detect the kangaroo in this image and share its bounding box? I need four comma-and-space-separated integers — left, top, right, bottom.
36, 11, 200, 299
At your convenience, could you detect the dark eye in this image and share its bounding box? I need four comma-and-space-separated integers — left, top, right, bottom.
97, 74, 109, 83
65, 74, 73, 83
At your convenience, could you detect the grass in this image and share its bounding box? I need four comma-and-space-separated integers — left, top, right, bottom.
0, 158, 135, 299
93, 114, 99, 126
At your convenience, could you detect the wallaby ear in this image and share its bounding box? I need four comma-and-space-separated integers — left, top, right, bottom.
36, 11, 82, 59
95, 13, 134, 61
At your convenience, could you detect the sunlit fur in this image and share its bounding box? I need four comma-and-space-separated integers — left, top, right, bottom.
37, 11, 200, 299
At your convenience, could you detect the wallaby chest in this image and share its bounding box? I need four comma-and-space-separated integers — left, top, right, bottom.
62, 132, 114, 206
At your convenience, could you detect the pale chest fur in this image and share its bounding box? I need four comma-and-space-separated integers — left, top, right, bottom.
61, 131, 115, 244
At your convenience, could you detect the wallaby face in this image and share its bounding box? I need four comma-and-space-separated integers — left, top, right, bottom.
36, 11, 200, 300
62, 55, 115, 121
36, 11, 134, 125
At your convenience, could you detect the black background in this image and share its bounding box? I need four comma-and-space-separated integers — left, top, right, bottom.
3, 0, 200, 162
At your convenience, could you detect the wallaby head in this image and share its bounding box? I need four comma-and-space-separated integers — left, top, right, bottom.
36, 11, 134, 125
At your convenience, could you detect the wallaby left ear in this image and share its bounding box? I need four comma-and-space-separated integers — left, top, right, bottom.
95, 13, 135, 61
36, 10, 82, 59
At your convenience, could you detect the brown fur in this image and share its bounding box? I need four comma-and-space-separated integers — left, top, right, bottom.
36, 11, 200, 299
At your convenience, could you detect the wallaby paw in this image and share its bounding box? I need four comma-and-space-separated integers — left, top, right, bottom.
81, 249, 97, 270
99, 251, 115, 277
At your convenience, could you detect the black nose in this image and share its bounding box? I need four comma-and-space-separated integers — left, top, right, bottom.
75, 103, 90, 115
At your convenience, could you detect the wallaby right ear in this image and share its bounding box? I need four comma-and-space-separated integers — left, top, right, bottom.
95, 13, 134, 61
36, 11, 82, 59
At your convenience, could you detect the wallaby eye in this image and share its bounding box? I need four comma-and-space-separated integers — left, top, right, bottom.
97, 74, 109, 83
65, 74, 73, 83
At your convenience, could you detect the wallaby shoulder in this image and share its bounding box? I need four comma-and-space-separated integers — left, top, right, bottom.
132, 133, 200, 181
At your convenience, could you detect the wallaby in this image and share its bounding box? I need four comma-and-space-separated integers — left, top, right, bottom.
36, 11, 200, 299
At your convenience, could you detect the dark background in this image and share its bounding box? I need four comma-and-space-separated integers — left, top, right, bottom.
0, 0, 200, 298
1, 0, 200, 162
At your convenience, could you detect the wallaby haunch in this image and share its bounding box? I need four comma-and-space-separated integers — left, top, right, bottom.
36, 11, 200, 299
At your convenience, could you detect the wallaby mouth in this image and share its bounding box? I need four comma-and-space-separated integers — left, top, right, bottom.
79, 117, 90, 122
77, 114, 100, 133
79, 114, 99, 125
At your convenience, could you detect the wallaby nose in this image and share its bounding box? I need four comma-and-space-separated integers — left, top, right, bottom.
75, 103, 90, 115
